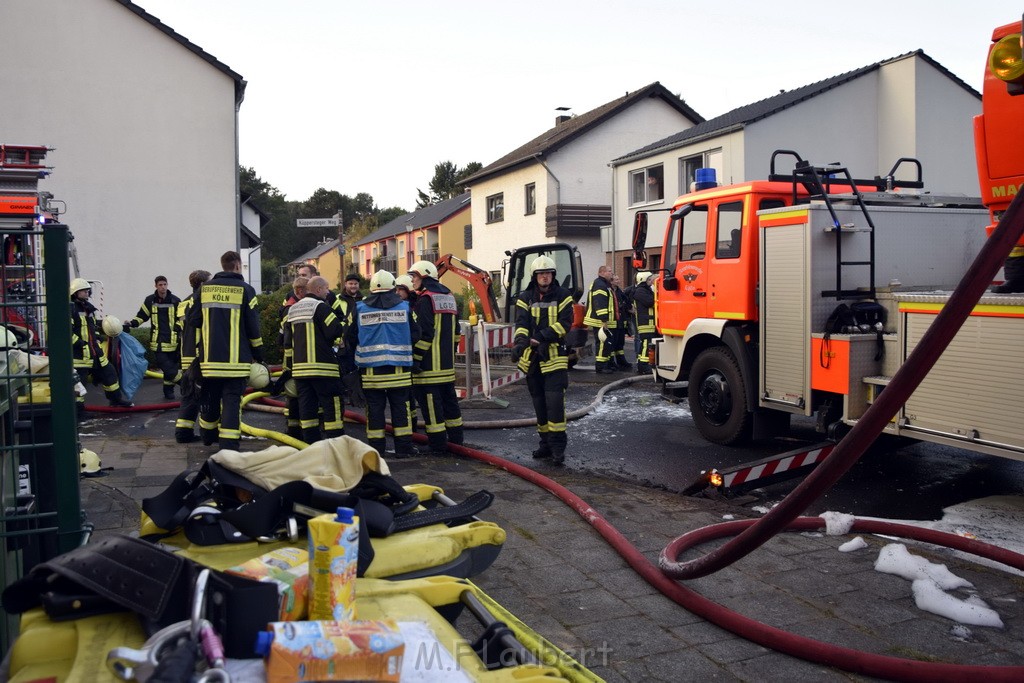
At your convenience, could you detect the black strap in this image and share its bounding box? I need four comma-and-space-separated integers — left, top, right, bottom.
393, 490, 495, 532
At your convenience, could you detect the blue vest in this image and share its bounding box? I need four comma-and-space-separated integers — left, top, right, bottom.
354, 300, 413, 367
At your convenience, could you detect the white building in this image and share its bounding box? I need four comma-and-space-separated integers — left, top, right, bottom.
460, 83, 703, 279
611, 51, 981, 272
0, 0, 247, 317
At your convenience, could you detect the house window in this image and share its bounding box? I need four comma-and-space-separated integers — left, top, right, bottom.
487, 193, 504, 223
629, 165, 664, 205
524, 183, 536, 215
679, 149, 724, 193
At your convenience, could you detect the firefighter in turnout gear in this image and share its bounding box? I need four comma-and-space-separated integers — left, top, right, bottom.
584, 265, 619, 373
283, 276, 346, 444
277, 276, 309, 439
408, 260, 464, 454
512, 255, 574, 465
70, 278, 133, 410
187, 251, 263, 451
345, 270, 420, 456
125, 275, 182, 399
173, 269, 210, 443
628, 271, 655, 374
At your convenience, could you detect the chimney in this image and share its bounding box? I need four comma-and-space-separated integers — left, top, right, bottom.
555, 115, 572, 126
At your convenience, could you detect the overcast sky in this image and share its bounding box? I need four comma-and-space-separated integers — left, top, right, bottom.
135, 0, 1022, 211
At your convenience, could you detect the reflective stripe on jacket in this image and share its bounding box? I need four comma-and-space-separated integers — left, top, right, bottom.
132, 291, 182, 351
189, 272, 262, 378
514, 282, 574, 374
411, 281, 459, 385
584, 276, 618, 329
283, 294, 343, 378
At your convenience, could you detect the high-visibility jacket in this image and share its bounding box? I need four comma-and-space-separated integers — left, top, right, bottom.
584, 275, 618, 329
348, 291, 419, 390
283, 294, 343, 378
177, 291, 201, 367
130, 291, 181, 351
514, 281, 574, 374
71, 298, 107, 369
630, 282, 656, 334
188, 271, 262, 378
411, 279, 459, 386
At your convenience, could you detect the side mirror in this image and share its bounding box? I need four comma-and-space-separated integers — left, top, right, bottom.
663, 276, 679, 291
631, 212, 649, 268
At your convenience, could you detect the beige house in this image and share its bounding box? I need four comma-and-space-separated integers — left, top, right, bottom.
0, 0, 246, 318
460, 83, 703, 279
612, 51, 982, 274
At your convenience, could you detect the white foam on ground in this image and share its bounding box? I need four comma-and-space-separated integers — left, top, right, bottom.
820, 510, 856, 536
874, 543, 1004, 628
838, 536, 867, 552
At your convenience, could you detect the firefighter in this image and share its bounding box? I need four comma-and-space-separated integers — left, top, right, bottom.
124, 275, 182, 399
610, 273, 631, 370
173, 269, 210, 443
511, 255, 574, 466
337, 273, 362, 398
628, 271, 655, 374
282, 276, 345, 444
584, 265, 619, 374
187, 251, 263, 451
993, 249, 1024, 293
70, 278, 133, 409
276, 275, 309, 439
346, 270, 419, 456
408, 260, 463, 454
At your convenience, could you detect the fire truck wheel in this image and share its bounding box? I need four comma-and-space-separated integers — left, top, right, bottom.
687, 346, 752, 445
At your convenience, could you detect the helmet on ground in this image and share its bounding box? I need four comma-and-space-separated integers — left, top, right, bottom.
80, 448, 104, 476
408, 260, 438, 279
531, 255, 556, 276
248, 363, 271, 389
70, 278, 91, 297
0, 325, 19, 350
395, 274, 414, 291
102, 315, 122, 337
283, 378, 298, 398
370, 270, 396, 292
635, 271, 652, 285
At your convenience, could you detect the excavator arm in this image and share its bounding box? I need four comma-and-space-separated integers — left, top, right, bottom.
435, 253, 502, 322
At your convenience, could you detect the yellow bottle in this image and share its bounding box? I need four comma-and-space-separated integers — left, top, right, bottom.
307, 507, 359, 621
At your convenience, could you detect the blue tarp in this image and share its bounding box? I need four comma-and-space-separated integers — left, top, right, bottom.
117, 333, 149, 400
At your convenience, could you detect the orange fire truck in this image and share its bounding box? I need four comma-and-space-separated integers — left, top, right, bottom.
630, 21, 1024, 463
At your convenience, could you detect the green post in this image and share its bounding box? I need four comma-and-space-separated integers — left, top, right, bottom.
42, 224, 81, 553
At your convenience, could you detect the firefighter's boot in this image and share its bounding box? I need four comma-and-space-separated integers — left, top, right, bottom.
550, 447, 565, 466
175, 428, 197, 444
107, 392, 134, 408
163, 385, 176, 400
201, 428, 219, 446
532, 434, 552, 460
993, 255, 1024, 293
368, 438, 387, 455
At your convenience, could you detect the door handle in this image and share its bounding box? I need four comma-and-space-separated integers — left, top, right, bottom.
693, 291, 706, 297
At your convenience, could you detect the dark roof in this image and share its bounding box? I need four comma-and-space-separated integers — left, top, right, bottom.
462, 83, 704, 185
354, 192, 471, 247
288, 239, 340, 266
613, 51, 980, 165
116, 1, 247, 104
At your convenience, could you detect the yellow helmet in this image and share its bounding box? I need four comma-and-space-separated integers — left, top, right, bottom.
370, 270, 396, 292
101, 315, 122, 337
395, 274, 414, 291
248, 363, 271, 389
80, 448, 104, 476
70, 278, 91, 297
531, 255, 556, 276
408, 260, 438, 280
635, 271, 652, 285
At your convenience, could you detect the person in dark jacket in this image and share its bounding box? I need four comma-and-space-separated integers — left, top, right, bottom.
124, 275, 182, 399
187, 251, 263, 451
345, 270, 419, 457
282, 276, 345, 444
173, 269, 210, 443
627, 271, 656, 374
512, 255, 574, 465
610, 274, 631, 370
584, 265, 619, 373
70, 278, 133, 410
276, 276, 309, 439
408, 260, 463, 454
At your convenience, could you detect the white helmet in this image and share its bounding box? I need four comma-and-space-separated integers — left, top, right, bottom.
370, 270, 396, 292
0, 325, 19, 350
70, 278, 91, 297
248, 363, 271, 389
283, 378, 298, 398
635, 271, 652, 285
80, 448, 104, 476
395, 274, 414, 291
102, 315, 122, 337
408, 260, 438, 280
531, 255, 556, 276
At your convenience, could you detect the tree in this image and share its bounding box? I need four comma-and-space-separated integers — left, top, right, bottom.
416, 160, 482, 207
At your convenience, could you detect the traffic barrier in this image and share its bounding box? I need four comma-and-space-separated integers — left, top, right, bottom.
720, 443, 835, 490
456, 321, 523, 399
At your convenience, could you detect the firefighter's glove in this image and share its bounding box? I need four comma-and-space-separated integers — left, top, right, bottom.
411, 356, 423, 374
251, 346, 264, 363
533, 341, 549, 361
122, 322, 133, 333
511, 339, 529, 362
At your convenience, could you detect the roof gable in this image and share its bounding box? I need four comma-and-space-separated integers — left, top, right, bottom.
116, 1, 246, 103
463, 82, 704, 185
355, 192, 471, 247
614, 51, 979, 164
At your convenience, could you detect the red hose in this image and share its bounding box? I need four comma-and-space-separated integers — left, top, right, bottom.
86, 401, 179, 412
